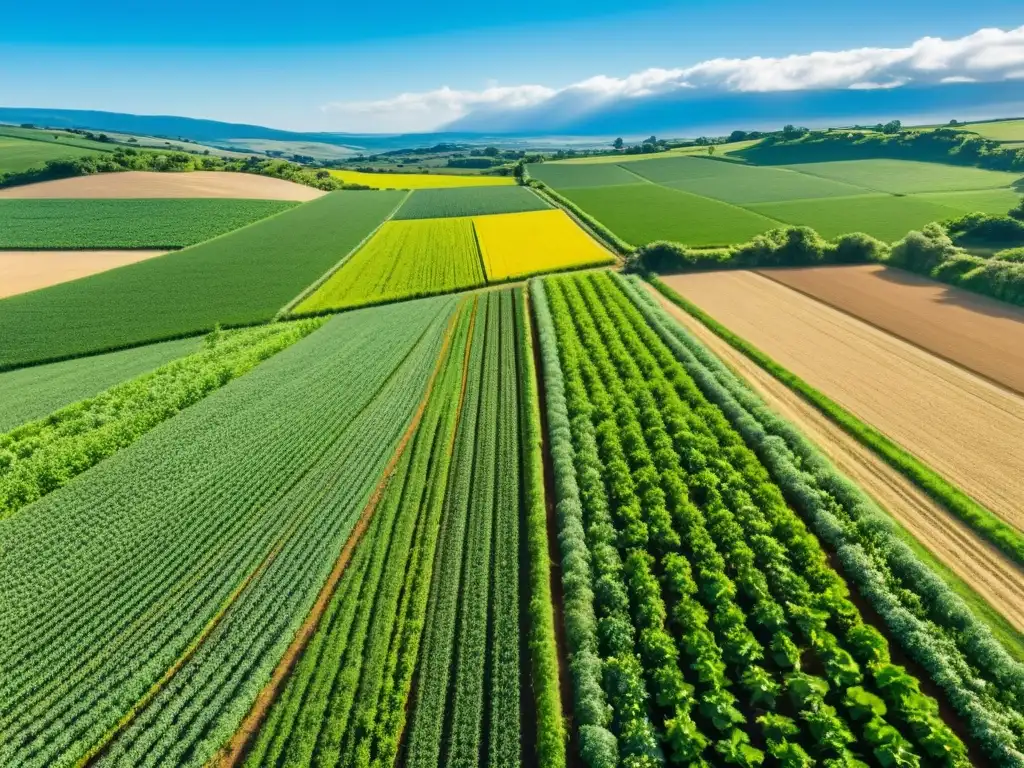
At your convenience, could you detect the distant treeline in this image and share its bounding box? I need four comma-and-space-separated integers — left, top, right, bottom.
0, 148, 371, 191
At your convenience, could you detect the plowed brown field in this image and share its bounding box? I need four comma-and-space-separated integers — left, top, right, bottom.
1, 250, 169, 298
0, 171, 325, 200
758, 264, 1024, 395
644, 281, 1024, 634
659, 270, 1024, 531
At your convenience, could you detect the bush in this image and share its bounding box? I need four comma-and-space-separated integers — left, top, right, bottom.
1008, 197, 1023, 222
945, 212, 1024, 248
995, 247, 1024, 263
888, 223, 960, 274
832, 232, 890, 263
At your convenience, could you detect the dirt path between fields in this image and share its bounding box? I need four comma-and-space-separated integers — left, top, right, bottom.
757, 264, 1024, 396
644, 282, 1024, 634
1, 250, 169, 297
658, 271, 1024, 532
0, 171, 325, 200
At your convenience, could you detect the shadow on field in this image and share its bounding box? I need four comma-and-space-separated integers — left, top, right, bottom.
872, 265, 1024, 323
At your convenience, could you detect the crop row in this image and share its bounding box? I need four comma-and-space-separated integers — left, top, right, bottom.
618, 272, 1024, 766
533, 271, 969, 767
0, 295, 459, 767
0, 319, 324, 520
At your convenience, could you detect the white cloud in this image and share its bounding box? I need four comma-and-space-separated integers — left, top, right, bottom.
322, 25, 1024, 131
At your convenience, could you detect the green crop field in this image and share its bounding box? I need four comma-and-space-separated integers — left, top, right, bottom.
559, 182, 778, 246
0, 199, 297, 249
781, 158, 1023, 194
659, 164, 869, 204
392, 185, 550, 219
960, 119, 1024, 143
296, 217, 485, 312
0, 295, 457, 768
0, 190, 404, 369
915, 188, 1023, 214
527, 161, 642, 188
0, 135, 104, 174
747, 193, 972, 240
0, 336, 200, 432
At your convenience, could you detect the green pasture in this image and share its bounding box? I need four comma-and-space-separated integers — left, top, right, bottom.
393, 185, 550, 219
527, 162, 641, 189
659, 163, 868, 204
960, 119, 1024, 144
0, 199, 297, 249
915, 188, 1022, 214
0, 190, 405, 369
558, 183, 778, 247
779, 159, 1023, 195
0, 136, 103, 174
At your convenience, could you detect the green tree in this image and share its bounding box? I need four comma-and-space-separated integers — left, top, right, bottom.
613, 137, 624, 150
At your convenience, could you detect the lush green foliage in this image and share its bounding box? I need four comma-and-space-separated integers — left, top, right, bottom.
0, 191, 404, 369
0, 336, 199, 432
0, 320, 323, 520
556, 183, 778, 247
0, 295, 458, 768
295, 216, 485, 313
0, 199, 296, 249
535, 269, 969, 767
393, 185, 550, 219
944, 211, 1024, 249
629, 273, 1024, 765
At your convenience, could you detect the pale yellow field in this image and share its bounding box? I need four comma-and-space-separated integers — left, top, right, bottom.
328, 169, 515, 189
472, 209, 615, 281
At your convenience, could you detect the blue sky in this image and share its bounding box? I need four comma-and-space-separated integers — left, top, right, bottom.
2, 0, 1022, 131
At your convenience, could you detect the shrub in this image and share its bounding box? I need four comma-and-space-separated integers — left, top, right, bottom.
888, 223, 960, 273
831, 232, 890, 263
995, 247, 1024, 263
945, 212, 1024, 247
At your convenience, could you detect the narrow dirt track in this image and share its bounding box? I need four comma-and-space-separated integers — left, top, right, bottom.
658, 271, 1024, 532
1, 250, 169, 298
758, 264, 1024, 396
0, 171, 325, 200
644, 282, 1024, 635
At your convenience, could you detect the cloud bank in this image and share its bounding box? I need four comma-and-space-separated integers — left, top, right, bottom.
322, 25, 1024, 133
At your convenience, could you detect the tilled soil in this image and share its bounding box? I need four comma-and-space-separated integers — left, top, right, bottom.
1, 250, 169, 298
658, 270, 1024, 532
645, 281, 1024, 634
0, 171, 325, 200
758, 264, 1024, 395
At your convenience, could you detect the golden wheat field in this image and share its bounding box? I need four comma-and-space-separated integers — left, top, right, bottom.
472, 209, 614, 281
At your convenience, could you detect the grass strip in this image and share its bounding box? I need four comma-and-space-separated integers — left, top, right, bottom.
647, 274, 1024, 574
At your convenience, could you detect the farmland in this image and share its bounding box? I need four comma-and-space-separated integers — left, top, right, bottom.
0, 199, 296, 249
958, 119, 1024, 146
393, 185, 551, 219
0, 135, 104, 174
239, 289, 562, 768
1, 250, 171, 298
0, 190, 405, 368
295, 217, 485, 312
535, 269, 990, 766
528, 155, 1022, 245
328, 169, 516, 189
474, 209, 615, 280
0, 171, 325, 200
0, 295, 457, 768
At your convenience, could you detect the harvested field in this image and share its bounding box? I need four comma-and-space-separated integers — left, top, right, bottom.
643, 281, 1024, 636
0, 171, 325, 200
660, 270, 1024, 530
758, 264, 1024, 394
0, 249, 169, 298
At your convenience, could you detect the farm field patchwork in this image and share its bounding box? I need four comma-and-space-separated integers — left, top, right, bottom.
0, 171, 326, 200
392, 185, 550, 219
657, 163, 871, 204
1, 249, 170, 299
0, 199, 297, 249
779, 159, 1023, 195
0, 320, 322, 519
527, 161, 642, 188
0, 336, 200, 431
0, 190, 405, 369
473, 208, 614, 280
0, 295, 458, 768
557, 182, 779, 246
535, 269, 984, 767
295, 217, 485, 312
914, 187, 1022, 213
758, 263, 1024, 394
328, 169, 515, 189
659, 269, 1024, 528
746, 194, 966, 241
241, 289, 563, 768
547, 139, 761, 164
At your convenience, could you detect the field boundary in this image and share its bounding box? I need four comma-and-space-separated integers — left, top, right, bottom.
754, 267, 1024, 398
469, 219, 489, 282
526, 180, 630, 258
275, 190, 412, 319
210, 299, 466, 768
647, 274, 1024, 572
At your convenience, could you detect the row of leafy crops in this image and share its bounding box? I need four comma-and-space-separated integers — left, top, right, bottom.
238, 287, 565, 768
0, 295, 459, 768
0, 190, 404, 369
295, 217, 485, 314
392, 186, 551, 220
0, 199, 297, 249
533, 270, 972, 768
0, 319, 324, 520
621, 272, 1024, 766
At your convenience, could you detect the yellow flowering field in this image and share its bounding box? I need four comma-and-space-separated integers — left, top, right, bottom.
329, 169, 515, 189
473, 209, 615, 281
